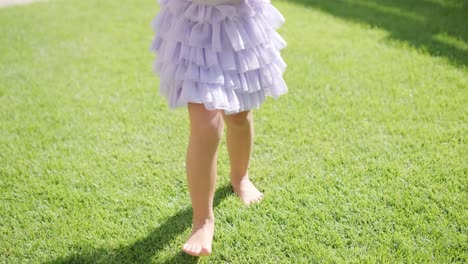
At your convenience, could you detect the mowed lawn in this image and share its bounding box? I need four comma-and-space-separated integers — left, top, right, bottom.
0, 0, 466, 263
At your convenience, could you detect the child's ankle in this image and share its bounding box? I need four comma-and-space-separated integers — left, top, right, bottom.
230, 174, 249, 186
192, 215, 215, 226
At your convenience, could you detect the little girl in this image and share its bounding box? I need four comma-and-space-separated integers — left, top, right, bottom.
150, 0, 287, 256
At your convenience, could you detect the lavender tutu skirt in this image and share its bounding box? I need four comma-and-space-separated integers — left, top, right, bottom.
150, 0, 287, 115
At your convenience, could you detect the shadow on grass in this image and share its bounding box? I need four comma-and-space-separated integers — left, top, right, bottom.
286, 0, 468, 67
47, 185, 233, 264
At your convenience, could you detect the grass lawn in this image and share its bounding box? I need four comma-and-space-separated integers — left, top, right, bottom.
0, 0, 467, 263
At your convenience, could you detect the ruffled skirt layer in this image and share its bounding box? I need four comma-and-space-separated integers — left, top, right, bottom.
151, 0, 287, 114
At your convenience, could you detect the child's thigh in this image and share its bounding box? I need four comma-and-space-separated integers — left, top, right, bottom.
188, 103, 224, 131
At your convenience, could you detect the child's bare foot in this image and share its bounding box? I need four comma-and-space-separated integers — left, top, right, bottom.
182, 219, 214, 257
231, 176, 263, 205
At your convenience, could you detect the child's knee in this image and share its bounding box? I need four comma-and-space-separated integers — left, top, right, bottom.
189, 105, 224, 140
205, 118, 224, 140
224, 111, 252, 128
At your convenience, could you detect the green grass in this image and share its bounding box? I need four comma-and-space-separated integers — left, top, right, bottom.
0, 0, 466, 263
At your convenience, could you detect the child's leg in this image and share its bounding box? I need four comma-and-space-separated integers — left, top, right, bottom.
223, 110, 263, 205
183, 103, 224, 257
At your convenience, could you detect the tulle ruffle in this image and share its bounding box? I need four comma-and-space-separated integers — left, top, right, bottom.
151, 0, 288, 115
